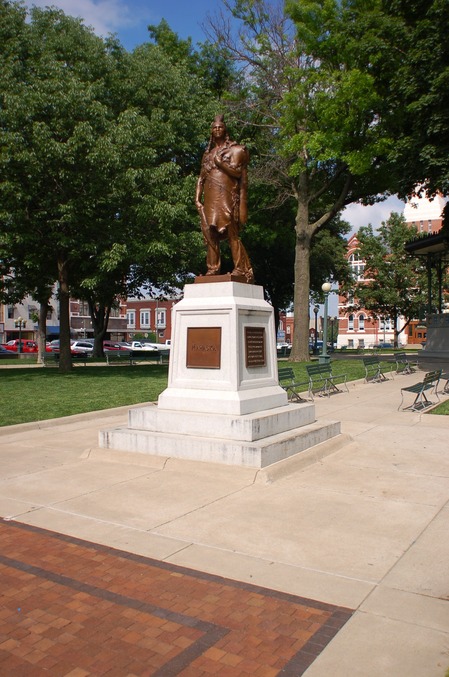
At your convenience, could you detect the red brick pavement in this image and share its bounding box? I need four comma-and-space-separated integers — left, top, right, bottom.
0, 519, 353, 676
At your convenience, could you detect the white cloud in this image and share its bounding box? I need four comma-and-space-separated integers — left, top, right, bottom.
25, 0, 143, 37
342, 195, 406, 234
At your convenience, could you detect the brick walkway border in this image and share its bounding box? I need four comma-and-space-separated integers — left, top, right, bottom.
0, 519, 353, 676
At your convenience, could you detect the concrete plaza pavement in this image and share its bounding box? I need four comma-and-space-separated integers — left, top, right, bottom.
1, 370, 449, 675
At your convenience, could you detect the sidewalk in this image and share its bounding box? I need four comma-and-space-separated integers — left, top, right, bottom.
1, 372, 448, 676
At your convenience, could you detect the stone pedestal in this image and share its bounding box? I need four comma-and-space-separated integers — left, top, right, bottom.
418, 313, 449, 372
100, 280, 340, 468
158, 280, 287, 415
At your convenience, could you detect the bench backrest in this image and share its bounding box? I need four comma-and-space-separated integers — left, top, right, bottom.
394, 352, 407, 361
278, 367, 296, 382
423, 370, 442, 385
363, 356, 380, 366
306, 363, 332, 378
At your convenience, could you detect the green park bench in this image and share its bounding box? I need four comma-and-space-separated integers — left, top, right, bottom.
363, 355, 392, 383
106, 350, 169, 366
278, 367, 308, 402
305, 362, 348, 400
392, 352, 418, 375
398, 370, 442, 412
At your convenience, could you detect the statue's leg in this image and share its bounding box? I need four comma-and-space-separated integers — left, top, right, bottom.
228, 225, 254, 283
206, 227, 221, 275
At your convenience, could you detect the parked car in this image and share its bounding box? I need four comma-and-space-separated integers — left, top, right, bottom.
141, 342, 160, 351
0, 345, 14, 358
125, 341, 158, 352
2, 339, 39, 353
103, 341, 129, 352
51, 340, 93, 356
276, 342, 292, 350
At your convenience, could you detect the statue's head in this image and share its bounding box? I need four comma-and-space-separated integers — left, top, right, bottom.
208, 114, 229, 148
211, 114, 226, 130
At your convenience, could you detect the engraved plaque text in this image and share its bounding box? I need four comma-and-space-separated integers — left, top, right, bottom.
245, 327, 266, 368
186, 327, 221, 369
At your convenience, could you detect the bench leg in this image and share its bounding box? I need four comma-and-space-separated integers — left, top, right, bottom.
282, 386, 307, 403
410, 391, 431, 411
404, 390, 438, 412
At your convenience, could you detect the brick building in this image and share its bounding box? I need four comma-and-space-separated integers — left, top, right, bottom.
337, 191, 446, 349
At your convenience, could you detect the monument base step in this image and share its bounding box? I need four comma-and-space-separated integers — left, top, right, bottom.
127, 402, 315, 441
99, 412, 341, 469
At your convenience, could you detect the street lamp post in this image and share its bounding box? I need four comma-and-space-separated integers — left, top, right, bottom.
319, 282, 332, 365
15, 316, 25, 354
313, 304, 319, 353
329, 316, 337, 351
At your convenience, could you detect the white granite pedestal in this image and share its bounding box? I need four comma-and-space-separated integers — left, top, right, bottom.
100, 279, 340, 468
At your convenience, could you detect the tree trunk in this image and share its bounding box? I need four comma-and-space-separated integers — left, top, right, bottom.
37, 302, 48, 365
89, 300, 109, 358
291, 190, 312, 362
58, 258, 72, 373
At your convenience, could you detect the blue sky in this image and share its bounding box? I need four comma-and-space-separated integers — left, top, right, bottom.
24, 0, 406, 231
25, 0, 221, 50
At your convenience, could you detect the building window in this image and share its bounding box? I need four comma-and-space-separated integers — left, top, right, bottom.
7, 306, 14, 319
428, 220, 432, 233
79, 301, 90, 316
359, 314, 365, 331
348, 252, 365, 281
348, 314, 354, 331
140, 310, 150, 328
348, 339, 354, 348
156, 309, 166, 329
127, 311, 136, 328
110, 306, 120, 318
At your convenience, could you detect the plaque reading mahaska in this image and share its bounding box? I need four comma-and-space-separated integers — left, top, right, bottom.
186, 327, 221, 369
245, 327, 266, 368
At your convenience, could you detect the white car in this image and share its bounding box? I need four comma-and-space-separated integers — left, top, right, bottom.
127, 341, 158, 351
141, 342, 160, 351
51, 340, 93, 356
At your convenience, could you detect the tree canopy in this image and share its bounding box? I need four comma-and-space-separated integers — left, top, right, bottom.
0, 2, 216, 368
206, 0, 398, 360
381, 0, 449, 198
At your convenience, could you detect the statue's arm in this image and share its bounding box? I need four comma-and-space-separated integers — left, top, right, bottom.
214, 146, 248, 178
195, 175, 204, 212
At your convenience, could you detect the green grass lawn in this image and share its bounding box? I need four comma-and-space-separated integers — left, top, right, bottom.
0, 359, 370, 427
430, 399, 449, 415
1, 356, 446, 426
0, 364, 170, 426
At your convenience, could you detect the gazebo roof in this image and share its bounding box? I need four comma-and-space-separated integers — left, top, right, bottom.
405, 231, 449, 257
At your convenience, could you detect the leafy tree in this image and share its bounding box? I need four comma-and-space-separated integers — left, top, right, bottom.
206, 0, 397, 360
381, 0, 449, 198
0, 3, 128, 370
347, 213, 446, 346
0, 4, 218, 368
244, 182, 351, 331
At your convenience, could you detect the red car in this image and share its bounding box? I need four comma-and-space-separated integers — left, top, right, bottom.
3, 339, 38, 353
2, 339, 53, 353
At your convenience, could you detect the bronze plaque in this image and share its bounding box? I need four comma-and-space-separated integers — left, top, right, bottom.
245, 327, 266, 368
186, 327, 221, 369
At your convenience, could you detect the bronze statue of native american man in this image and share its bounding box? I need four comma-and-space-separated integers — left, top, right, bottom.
195, 115, 254, 283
